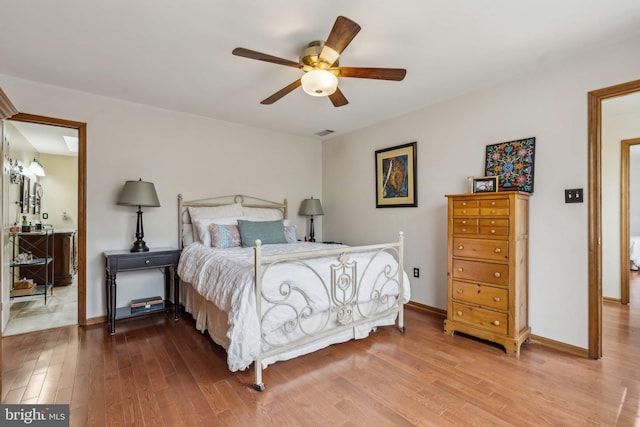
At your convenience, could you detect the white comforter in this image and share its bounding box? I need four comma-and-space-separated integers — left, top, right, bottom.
178, 242, 410, 371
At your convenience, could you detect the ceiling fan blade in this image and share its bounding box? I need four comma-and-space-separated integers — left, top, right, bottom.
338, 67, 407, 81
260, 79, 302, 105
232, 47, 302, 69
329, 88, 348, 107
320, 16, 361, 66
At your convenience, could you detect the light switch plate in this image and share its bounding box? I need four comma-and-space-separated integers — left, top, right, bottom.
565, 188, 583, 203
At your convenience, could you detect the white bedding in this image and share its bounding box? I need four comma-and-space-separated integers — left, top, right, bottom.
631, 236, 640, 270
178, 241, 410, 371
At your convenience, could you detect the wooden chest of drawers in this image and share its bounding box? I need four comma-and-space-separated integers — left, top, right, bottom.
444, 192, 530, 356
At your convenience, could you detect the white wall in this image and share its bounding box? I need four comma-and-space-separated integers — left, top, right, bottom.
601, 102, 640, 298
4, 121, 40, 226
631, 148, 640, 236
323, 34, 640, 349
0, 74, 322, 321
38, 153, 78, 230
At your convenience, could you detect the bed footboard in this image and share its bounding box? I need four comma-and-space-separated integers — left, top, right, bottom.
252, 232, 406, 392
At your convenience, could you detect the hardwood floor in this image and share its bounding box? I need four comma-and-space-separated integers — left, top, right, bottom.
2, 276, 639, 426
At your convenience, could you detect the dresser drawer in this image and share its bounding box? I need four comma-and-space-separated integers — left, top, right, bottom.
452, 280, 508, 311
479, 199, 509, 216
453, 218, 478, 234
453, 238, 508, 261
451, 302, 508, 334
452, 259, 509, 286
116, 253, 178, 271
453, 200, 479, 217
479, 218, 509, 237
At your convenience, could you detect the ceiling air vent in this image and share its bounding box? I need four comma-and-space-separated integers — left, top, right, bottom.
315, 129, 335, 137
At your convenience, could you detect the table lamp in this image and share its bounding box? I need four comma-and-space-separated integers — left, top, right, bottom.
299, 197, 324, 242
117, 179, 160, 252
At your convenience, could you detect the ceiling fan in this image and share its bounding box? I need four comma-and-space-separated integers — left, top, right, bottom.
232, 16, 407, 107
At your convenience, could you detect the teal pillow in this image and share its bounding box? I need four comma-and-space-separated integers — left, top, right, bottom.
237, 219, 287, 247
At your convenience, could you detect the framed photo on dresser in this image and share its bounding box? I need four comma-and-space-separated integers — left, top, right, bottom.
472, 176, 498, 193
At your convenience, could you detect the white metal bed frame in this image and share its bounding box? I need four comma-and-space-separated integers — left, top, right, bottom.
178, 194, 406, 391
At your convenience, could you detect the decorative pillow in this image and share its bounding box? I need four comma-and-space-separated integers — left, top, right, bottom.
242, 206, 283, 221
237, 219, 287, 247
188, 203, 243, 243
284, 225, 297, 243
193, 216, 246, 247
188, 203, 243, 221
209, 224, 242, 249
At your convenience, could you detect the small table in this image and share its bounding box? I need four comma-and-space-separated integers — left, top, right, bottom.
104, 247, 181, 334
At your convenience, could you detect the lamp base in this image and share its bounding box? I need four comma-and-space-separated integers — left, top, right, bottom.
130, 239, 149, 252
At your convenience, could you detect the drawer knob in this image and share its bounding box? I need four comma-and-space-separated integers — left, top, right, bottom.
457, 311, 463, 316
494, 272, 501, 278
492, 320, 500, 326
457, 267, 464, 272
462, 202, 467, 206
490, 220, 496, 225
145, 259, 150, 264
457, 245, 464, 250
461, 220, 467, 225
490, 210, 496, 214
462, 210, 467, 214
493, 296, 501, 302
462, 228, 467, 232
491, 201, 496, 206
490, 229, 496, 234
494, 248, 501, 253
457, 288, 463, 294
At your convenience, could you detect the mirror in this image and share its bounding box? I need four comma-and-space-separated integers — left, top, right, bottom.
20, 177, 30, 214
33, 182, 42, 215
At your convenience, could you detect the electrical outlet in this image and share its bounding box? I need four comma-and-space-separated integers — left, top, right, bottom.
413, 268, 419, 278
564, 188, 583, 203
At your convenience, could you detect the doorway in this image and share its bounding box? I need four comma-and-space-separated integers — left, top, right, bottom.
588, 79, 640, 358
1, 112, 87, 335
3, 119, 79, 334
620, 139, 640, 305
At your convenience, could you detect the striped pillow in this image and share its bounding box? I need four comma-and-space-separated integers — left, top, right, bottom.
209, 224, 242, 248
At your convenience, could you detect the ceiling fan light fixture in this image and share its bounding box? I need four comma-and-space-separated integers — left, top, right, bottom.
301, 69, 338, 97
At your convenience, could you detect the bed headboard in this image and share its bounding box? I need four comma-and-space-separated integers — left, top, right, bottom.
178, 194, 288, 249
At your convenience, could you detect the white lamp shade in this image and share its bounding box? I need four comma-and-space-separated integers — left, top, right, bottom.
29, 159, 45, 176
301, 70, 338, 97
117, 180, 160, 207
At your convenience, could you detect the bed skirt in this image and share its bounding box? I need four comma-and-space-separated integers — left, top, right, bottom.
180, 281, 399, 371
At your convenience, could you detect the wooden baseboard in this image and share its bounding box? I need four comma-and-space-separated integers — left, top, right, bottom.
86, 315, 106, 326
603, 296, 622, 303
528, 334, 589, 358
406, 302, 589, 358
406, 301, 446, 318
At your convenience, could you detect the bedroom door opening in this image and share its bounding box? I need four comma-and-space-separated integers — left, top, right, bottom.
588, 79, 640, 359
3, 118, 81, 335
621, 139, 640, 305
0, 110, 87, 335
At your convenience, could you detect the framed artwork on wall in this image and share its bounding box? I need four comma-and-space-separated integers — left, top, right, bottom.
484, 137, 535, 193
375, 141, 417, 208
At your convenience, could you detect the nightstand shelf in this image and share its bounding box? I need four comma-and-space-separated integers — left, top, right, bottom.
114, 300, 175, 320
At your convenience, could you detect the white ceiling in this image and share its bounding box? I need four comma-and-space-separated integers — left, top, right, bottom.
1, 1, 640, 140
6, 120, 78, 157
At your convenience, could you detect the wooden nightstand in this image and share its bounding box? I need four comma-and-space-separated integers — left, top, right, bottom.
104, 247, 181, 334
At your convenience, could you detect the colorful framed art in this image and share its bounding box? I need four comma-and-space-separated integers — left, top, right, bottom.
484, 137, 535, 193
375, 141, 417, 208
